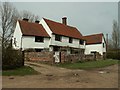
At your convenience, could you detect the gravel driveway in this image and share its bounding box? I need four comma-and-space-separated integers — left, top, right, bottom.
2, 61, 118, 88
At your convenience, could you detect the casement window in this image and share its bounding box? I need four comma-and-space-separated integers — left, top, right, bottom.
103, 43, 105, 48
79, 39, 84, 45
69, 37, 73, 43
35, 36, 44, 42
55, 34, 61, 41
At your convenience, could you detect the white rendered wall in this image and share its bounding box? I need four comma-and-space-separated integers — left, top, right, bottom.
22, 36, 50, 50
85, 44, 103, 55
12, 21, 22, 49
102, 37, 106, 53
51, 34, 85, 49
85, 36, 106, 55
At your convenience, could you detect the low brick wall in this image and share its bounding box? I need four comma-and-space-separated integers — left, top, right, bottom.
61, 51, 103, 62
85, 53, 103, 61
84, 54, 94, 61
61, 51, 80, 63
24, 51, 54, 63
24, 50, 104, 64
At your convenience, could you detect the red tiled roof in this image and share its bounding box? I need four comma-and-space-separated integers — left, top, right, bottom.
43, 18, 83, 39
83, 33, 103, 45
18, 20, 50, 37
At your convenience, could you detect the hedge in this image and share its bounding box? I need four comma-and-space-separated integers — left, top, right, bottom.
2, 47, 23, 70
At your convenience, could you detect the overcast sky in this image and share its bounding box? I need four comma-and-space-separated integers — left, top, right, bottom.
13, 2, 118, 37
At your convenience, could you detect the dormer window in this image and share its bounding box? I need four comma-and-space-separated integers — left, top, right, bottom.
69, 37, 73, 43
55, 34, 61, 41
35, 36, 44, 42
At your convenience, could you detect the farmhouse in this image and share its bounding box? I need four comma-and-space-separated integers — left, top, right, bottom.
12, 17, 85, 54
12, 17, 106, 62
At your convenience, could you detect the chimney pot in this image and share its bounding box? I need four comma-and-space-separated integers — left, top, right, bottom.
35, 20, 39, 23
23, 18, 29, 21
62, 17, 67, 25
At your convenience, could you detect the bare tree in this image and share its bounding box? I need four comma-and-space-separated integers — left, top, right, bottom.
0, 2, 20, 66
20, 10, 40, 22
0, 2, 19, 50
112, 20, 120, 49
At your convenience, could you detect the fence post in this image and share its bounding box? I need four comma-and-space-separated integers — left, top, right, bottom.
59, 51, 61, 63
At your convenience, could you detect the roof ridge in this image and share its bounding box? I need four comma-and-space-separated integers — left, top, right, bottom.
84, 33, 103, 37
43, 17, 77, 28
43, 17, 83, 39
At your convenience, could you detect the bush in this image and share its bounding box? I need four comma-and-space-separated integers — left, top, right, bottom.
107, 50, 120, 60
2, 47, 23, 70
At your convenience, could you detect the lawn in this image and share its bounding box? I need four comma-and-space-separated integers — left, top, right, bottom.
57, 59, 119, 69
2, 66, 39, 76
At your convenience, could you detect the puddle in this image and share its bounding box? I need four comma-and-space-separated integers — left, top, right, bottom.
98, 71, 110, 74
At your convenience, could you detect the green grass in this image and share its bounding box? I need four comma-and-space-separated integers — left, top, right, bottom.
2, 66, 39, 76
57, 59, 119, 69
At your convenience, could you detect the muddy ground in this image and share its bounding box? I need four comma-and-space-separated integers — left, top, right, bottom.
2, 62, 118, 88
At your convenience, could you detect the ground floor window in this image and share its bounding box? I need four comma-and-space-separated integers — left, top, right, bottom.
35, 36, 44, 42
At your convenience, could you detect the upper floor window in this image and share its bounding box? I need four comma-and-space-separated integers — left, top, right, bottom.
103, 43, 105, 48
79, 39, 84, 45
35, 36, 44, 42
69, 37, 73, 43
55, 34, 61, 41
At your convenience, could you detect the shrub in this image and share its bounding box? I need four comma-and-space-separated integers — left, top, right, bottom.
107, 50, 120, 60
2, 47, 23, 70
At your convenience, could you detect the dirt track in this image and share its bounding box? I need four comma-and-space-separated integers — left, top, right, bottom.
2, 62, 118, 88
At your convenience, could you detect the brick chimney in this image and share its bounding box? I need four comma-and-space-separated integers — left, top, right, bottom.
23, 18, 29, 21
62, 17, 67, 25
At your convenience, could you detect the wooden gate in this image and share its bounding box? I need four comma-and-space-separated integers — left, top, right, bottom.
54, 51, 60, 63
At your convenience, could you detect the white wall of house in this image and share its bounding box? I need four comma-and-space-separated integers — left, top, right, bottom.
12, 21, 50, 50
12, 21, 22, 49
21, 36, 50, 50
51, 34, 85, 49
85, 44, 103, 55
102, 37, 106, 53
85, 36, 106, 55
